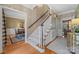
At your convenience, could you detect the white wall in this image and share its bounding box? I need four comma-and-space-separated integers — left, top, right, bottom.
56, 17, 63, 36
0, 7, 3, 53
60, 12, 75, 21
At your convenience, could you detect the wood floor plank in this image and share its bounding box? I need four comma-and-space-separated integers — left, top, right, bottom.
4, 41, 56, 54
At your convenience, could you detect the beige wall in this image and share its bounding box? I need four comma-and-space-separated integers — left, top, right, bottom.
71, 18, 79, 25
5, 17, 24, 28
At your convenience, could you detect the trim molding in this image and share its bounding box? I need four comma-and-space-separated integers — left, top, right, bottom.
0, 5, 25, 14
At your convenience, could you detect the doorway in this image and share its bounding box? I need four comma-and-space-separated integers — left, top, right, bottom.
2, 7, 25, 53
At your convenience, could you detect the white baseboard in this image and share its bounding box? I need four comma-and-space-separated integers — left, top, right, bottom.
27, 41, 45, 53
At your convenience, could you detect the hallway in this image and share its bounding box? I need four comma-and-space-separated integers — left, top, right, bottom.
47, 37, 79, 54
47, 37, 70, 54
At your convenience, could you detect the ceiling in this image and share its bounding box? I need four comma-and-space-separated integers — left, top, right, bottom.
23, 4, 36, 10
23, 4, 77, 15
48, 4, 77, 14
4, 8, 25, 20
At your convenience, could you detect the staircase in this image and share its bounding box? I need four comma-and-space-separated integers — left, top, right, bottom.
27, 5, 57, 52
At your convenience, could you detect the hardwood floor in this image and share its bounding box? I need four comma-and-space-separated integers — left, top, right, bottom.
3, 41, 56, 54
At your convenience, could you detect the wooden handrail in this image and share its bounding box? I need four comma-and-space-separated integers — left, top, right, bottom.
28, 10, 49, 28
42, 14, 50, 24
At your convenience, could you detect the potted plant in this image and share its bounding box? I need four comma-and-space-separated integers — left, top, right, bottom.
75, 28, 79, 33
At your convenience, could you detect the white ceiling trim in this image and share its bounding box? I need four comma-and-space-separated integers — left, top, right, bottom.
1, 6, 25, 15
4, 8, 25, 20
